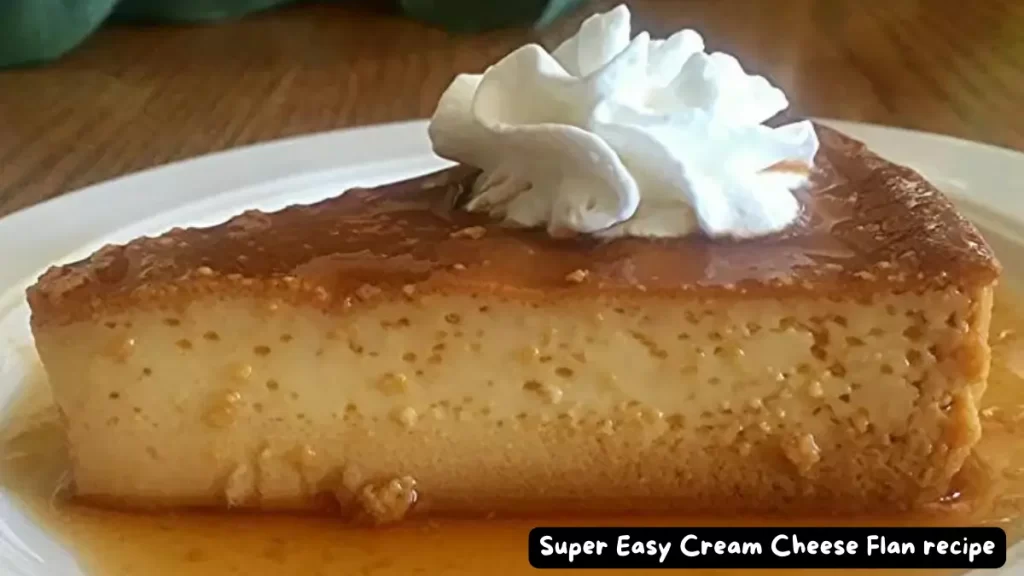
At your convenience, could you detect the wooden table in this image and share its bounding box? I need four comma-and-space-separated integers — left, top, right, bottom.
0, 0, 1022, 218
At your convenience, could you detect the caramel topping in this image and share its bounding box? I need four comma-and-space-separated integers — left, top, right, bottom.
27, 125, 1000, 326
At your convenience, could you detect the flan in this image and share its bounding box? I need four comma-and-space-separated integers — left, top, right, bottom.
26, 126, 1000, 522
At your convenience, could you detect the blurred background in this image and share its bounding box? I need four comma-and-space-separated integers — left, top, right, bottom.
0, 0, 1021, 218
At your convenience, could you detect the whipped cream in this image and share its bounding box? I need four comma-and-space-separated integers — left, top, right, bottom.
428, 4, 819, 239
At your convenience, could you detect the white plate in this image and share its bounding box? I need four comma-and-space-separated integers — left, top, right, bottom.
0, 119, 1022, 575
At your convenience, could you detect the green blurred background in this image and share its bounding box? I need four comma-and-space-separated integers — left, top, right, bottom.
0, 0, 586, 68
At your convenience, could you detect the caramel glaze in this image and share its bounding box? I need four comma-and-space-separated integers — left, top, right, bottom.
27, 125, 1001, 327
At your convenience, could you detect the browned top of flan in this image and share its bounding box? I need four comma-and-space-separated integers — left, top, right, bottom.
28, 125, 1000, 326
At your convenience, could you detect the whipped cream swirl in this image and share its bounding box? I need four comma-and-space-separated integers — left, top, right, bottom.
428, 5, 819, 239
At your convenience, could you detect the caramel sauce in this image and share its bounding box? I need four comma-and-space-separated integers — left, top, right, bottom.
2, 287, 1023, 576
29, 127, 1000, 333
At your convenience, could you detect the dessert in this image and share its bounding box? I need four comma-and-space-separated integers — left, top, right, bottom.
26, 6, 999, 521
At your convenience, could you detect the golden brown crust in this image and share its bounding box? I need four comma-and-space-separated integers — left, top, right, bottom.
27, 124, 1000, 327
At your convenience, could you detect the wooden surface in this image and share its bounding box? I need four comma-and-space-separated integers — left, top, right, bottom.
0, 0, 1022, 218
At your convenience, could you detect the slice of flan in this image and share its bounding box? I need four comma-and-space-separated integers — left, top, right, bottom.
26, 125, 1000, 522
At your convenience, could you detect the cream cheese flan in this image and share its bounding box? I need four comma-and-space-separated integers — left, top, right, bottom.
26, 125, 1000, 522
